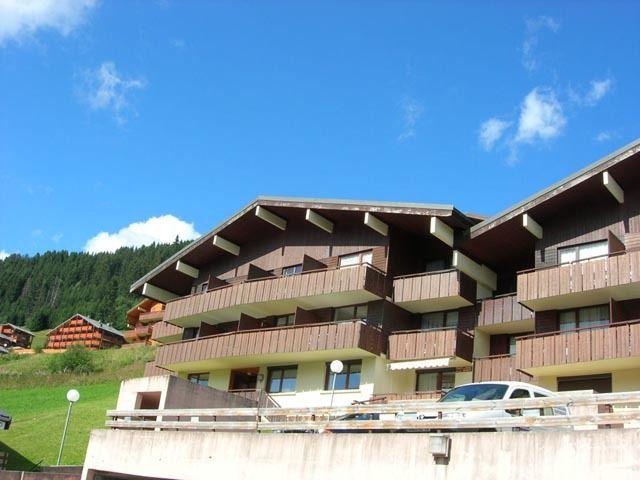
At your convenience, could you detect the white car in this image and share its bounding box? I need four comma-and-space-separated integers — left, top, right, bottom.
418, 381, 569, 431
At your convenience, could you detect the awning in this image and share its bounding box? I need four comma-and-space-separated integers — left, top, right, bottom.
388, 358, 452, 371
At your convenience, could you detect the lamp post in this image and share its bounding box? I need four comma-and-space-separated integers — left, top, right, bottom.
328, 360, 343, 419
57, 389, 80, 466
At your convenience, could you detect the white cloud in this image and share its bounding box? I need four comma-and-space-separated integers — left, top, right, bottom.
84, 215, 200, 254
0, 250, 10, 260
78, 61, 146, 124
514, 87, 566, 144
0, 0, 97, 46
522, 15, 560, 72
479, 118, 511, 151
571, 78, 613, 107
398, 97, 424, 142
595, 131, 614, 142
52, 233, 63, 243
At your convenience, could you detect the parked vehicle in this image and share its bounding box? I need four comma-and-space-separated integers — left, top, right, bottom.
419, 381, 569, 431
0, 410, 11, 430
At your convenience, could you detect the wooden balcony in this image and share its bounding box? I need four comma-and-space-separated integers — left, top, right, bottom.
517, 249, 640, 311
143, 360, 173, 377
139, 310, 165, 323
477, 293, 534, 333
516, 321, 640, 375
392, 269, 476, 313
151, 321, 183, 343
387, 328, 474, 363
155, 320, 386, 370
473, 355, 533, 383
164, 264, 388, 327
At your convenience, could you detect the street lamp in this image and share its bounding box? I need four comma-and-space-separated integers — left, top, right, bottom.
328, 360, 344, 418
56, 389, 80, 466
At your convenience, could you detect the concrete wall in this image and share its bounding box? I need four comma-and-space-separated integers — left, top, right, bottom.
83, 429, 640, 480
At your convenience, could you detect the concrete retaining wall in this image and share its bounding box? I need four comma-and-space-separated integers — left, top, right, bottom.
83, 428, 640, 480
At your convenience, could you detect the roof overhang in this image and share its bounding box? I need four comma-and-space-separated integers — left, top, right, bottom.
130, 196, 476, 296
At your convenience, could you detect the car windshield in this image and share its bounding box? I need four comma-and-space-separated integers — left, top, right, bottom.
439, 384, 509, 402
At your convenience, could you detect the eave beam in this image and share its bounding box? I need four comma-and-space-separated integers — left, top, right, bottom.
522, 214, 543, 240
255, 206, 287, 230
212, 235, 240, 256
603, 171, 624, 203
364, 212, 389, 236
452, 251, 497, 291
175, 261, 199, 279
142, 283, 179, 303
429, 217, 454, 247
305, 209, 334, 233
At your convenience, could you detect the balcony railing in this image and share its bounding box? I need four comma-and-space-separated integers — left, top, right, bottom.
151, 321, 183, 342
164, 264, 388, 325
473, 354, 533, 383
392, 269, 476, 313
517, 249, 640, 310
516, 320, 640, 371
155, 320, 386, 367
387, 327, 474, 362
139, 310, 165, 323
477, 293, 534, 329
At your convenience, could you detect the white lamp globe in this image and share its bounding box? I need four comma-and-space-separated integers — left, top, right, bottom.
330, 360, 344, 374
66, 389, 80, 403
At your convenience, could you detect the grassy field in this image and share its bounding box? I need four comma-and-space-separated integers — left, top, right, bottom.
0, 345, 156, 470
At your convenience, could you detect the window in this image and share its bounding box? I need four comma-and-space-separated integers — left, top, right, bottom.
325, 360, 361, 390
440, 383, 509, 402
187, 373, 209, 386
339, 251, 373, 268
275, 314, 295, 327
333, 304, 368, 323
559, 305, 609, 331
416, 370, 455, 392
420, 311, 459, 330
509, 388, 531, 399
267, 365, 297, 393
282, 264, 302, 277
425, 259, 447, 272
182, 327, 199, 340
558, 240, 608, 265
200, 282, 209, 293
508, 335, 517, 356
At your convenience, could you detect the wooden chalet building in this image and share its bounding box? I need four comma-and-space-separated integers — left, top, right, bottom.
46, 314, 125, 350
129, 138, 640, 404
124, 299, 176, 345
0, 323, 34, 349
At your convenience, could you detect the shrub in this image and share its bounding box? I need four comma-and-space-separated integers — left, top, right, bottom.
47, 345, 97, 374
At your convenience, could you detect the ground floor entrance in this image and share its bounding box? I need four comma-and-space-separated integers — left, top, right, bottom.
557, 373, 612, 393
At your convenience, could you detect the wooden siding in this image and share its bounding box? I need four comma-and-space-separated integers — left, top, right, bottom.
387, 328, 474, 362
473, 355, 533, 383
517, 249, 640, 306
0, 325, 33, 349
516, 321, 640, 370
139, 310, 165, 323
392, 270, 476, 305
477, 294, 534, 328
46, 315, 123, 350
151, 321, 183, 341
165, 264, 387, 323
156, 320, 386, 366
143, 360, 173, 377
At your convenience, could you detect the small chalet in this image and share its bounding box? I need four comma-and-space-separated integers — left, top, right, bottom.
124, 299, 166, 345
0, 323, 35, 349
46, 314, 124, 350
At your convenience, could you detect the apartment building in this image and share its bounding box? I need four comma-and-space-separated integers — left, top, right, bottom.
0, 323, 34, 349
46, 314, 125, 350
123, 299, 174, 345
132, 139, 640, 404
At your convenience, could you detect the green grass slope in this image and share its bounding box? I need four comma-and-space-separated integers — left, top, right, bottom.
0, 345, 156, 470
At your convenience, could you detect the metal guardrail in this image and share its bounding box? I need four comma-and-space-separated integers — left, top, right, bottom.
106, 391, 640, 432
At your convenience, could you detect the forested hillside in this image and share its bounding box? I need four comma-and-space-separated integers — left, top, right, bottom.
0, 241, 188, 331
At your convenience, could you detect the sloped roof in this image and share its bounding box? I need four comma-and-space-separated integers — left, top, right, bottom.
471, 137, 640, 238
130, 195, 476, 294
2, 323, 34, 337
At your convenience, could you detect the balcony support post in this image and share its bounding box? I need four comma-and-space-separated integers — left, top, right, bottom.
175, 261, 199, 279
142, 283, 179, 303
305, 209, 334, 233
522, 214, 543, 239
603, 171, 624, 203
255, 206, 287, 230
212, 235, 240, 256
364, 212, 389, 236
429, 217, 454, 247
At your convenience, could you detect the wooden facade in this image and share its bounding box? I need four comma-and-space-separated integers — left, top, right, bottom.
473, 355, 533, 383
516, 321, 640, 371
476, 294, 534, 329
392, 270, 476, 313
155, 320, 386, 367
517, 249, 640, 310
164, 264, 388, 325
387, 328, 474, 362
46, 314, 124, 350
125, 299, 168, 345
151, 321, 183, 343
0, 324, 34, 349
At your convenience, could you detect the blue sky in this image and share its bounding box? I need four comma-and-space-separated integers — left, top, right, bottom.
1, 1, 639, 257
